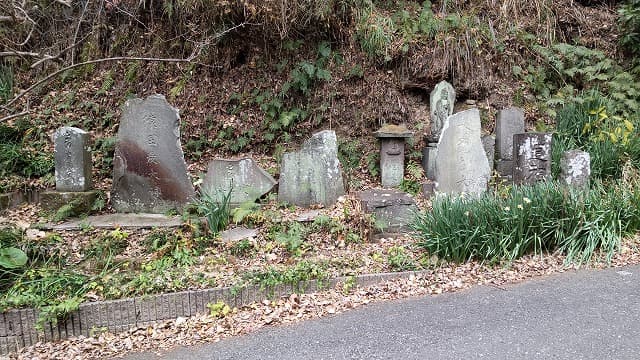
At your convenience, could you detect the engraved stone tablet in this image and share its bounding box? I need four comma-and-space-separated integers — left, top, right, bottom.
202, 158, 276, 205
112, 94, 195, 213
435, 108, 490, 195
54, 127, 92, 192
428, 81, 456, 142
278, 130, 345, 207
560, 150, 590, 188
513, 133, 552, 185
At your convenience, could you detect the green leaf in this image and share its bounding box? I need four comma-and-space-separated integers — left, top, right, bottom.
0, 247, 27, 269
318, 42, 331, 58
315, 68, 331, 81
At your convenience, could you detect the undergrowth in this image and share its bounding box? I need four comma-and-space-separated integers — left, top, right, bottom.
413, 180, 640, 264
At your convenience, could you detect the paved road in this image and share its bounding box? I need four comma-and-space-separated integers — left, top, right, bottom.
126, 265, 640, 360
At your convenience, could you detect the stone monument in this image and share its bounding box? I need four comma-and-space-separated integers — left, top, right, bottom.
278, 130, 345, 207
560, 150, 590, 188
428, 80, 456, 142
112, 94, 195, 213
512, 133, 553, 185
495, 107, 525, 177
202, 158, 276, 206
435, 108, 490, 195
40, 126, 99, 215
375, 124, 413, 188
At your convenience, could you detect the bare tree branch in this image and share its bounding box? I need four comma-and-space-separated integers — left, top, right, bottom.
0, 111, 30, 123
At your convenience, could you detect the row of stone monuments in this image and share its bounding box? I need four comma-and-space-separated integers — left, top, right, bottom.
43, 88, 591, 224
420, 81, 591, 196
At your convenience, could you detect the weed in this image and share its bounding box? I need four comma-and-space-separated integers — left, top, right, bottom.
230, 239, 254, 257
196, 188, 232, 236
387, 246, 416, 271
207, 301, 232, 318
274, 222, 308, 256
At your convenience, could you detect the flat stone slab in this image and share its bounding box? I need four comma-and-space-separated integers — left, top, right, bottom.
39, 213, 183, 230
357, 189, 417, 233
202, 158, 276, 205
278, 130, 345, 207
220, 227, 259, 242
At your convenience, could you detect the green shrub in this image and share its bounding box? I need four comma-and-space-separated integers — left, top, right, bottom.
619, 0, 640, 56
413, 181, 640, 264
196, 188, 232, 236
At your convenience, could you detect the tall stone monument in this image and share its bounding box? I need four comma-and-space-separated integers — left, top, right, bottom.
435, 108, 490, 195
278, 130, 345, 207
512, 133, 553, 185
375, 124, 413, 188
112, 94, 195, 213
495, 107, 525, 177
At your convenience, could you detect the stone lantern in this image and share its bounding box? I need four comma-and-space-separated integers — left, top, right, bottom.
375, 124, 414, 188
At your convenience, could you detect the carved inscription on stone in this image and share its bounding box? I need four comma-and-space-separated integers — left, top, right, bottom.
112, 94, 195, 213
54, 127, 92, 192
512, 133, 552, 185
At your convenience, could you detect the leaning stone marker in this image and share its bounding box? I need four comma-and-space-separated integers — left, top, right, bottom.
560, 150, 590, 188
428, 81, 456, 142
54, 127, 92, 192
278, 130, 345, 207
496, 107, 525, 160
435, 108, 490, 195
202, 158, 276, 205
513, 133, 553, 185
375, 124, 413, 188
112, 94, 195, 213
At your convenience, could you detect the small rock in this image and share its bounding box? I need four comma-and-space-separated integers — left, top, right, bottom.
26, 228, 46, 240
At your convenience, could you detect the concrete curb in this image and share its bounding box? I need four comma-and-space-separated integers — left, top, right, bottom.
0, 269, 428, 354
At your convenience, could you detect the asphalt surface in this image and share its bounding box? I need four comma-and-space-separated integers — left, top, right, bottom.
125, 265, 640, 360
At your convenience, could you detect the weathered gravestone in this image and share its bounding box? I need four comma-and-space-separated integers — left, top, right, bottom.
375, 124, 413, 188
202, 158, 276, 205
278, 130, 345, 207
54, 127, 92, 192
560, 150, 590, 188
112, 94, 195, 213
40, 126, 98, 214
357, 189, 417, 234
495, 107, 525, 176
428, 81, 456, 142
435, 108, 490, 195
513, 132, 553, 185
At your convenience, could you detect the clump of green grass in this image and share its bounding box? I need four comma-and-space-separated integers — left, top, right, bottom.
413, 180, 640, 264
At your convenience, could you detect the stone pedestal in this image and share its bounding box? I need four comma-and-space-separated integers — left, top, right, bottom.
560, 150, 590, 188
513, 133, 553, 185
357, 189, 417, 234
40, 191, 100, 214
375, 125, 413, 188
422, 143, 438, 181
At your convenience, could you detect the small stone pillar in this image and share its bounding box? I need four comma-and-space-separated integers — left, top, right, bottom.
422, 142, 438, 181
375, 124, 413, 188
513, 133, 553, 185
40, 126, 99, 214
54, 127, 92, 191
560, 150, 590, 188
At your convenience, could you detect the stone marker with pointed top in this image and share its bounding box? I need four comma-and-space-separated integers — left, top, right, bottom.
513, 133, 553, 185
560, 150, 590, 188
112, 94, 195, 213
428, 81, 456, 142
54, 126, 92, 192
435, 108, 490, 195
202, 158, 276, 205
278, 130, 345, 207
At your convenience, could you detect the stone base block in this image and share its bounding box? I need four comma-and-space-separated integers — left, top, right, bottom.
422, 182, 435, 199
357, 189, 417, 234
495, 159, 513, 177
39, 191, 101, 215
0, 192, 25, 211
